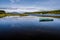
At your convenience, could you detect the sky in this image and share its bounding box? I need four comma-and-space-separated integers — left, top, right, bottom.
0, 0, 60, 12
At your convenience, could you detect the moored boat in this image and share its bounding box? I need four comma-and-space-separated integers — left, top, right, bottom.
40, 18, 53, 22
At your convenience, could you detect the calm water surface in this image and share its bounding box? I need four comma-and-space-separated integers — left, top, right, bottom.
0, 16, 60, 33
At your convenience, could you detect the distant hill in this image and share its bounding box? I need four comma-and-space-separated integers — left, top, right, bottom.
7, 12, 21, 14
0, 10, 6, 14
24, 10, 60, 14
7, 11, 25, 14
32, 10, 60, 14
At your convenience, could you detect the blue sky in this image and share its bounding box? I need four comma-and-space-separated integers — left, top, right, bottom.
0, 0, 60, 12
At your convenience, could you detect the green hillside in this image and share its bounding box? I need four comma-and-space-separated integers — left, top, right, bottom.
24, 10, 60, 14
32, 10, 60, 14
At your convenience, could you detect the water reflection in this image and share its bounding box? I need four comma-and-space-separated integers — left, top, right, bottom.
0, 16, 60, 39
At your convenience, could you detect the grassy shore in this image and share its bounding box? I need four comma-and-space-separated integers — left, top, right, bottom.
0, 10, 60, 18
0, 13, 60, 18
0, 13, 28, 18
0, 14, 6, 18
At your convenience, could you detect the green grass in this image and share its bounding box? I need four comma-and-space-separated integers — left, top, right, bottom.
0, 14, 6, 18
0, 13, 28, 18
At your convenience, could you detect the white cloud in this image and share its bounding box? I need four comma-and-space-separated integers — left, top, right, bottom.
0, 5, 52, 12
1, 0, 60, 12
10, 0, 20, 4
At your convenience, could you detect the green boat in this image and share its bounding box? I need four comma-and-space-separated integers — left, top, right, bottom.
40, 18, 53, 22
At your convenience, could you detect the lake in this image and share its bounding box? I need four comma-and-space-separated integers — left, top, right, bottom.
0, 16, 60, 39
29, 14, 60, 16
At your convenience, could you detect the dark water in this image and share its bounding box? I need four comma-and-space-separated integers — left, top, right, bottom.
0, 16, 60, 39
